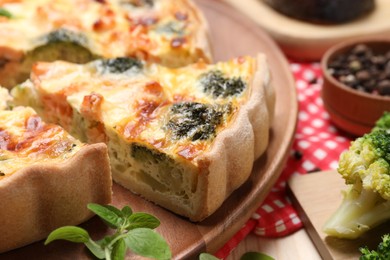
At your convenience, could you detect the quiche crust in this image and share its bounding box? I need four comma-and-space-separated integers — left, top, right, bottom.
0, 143, 112, 253
195, 54, 275, 220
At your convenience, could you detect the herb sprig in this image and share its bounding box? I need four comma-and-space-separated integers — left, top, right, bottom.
45, 203, 172, 260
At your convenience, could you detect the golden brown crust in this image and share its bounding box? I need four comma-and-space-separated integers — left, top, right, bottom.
0, 143, 112, 253
192, 54, 274, 221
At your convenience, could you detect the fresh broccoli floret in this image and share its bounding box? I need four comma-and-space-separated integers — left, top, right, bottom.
359, 234, 390, 259
373, 112, 390, 132
323, 112, 390, 239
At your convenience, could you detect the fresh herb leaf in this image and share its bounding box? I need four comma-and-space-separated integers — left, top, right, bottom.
199, 253, 220, 260
121, 205, 132, 217
44, 226, 89, 245
111, 239, 127, 260
97, 236, 115, 248
240, 252, 275, 260
87, 203, 123, 228
45, 203, 171, 260
85, 240, 105, 259
105, 204, 126, 217
0, 8, 12, 18
126, 212, 160, 230
124, 228, 171, 260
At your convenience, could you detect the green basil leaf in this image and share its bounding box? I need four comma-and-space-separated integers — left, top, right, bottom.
87, 203, 122, 228
121, 205, 133, 217
111, 239, 127, 260
240, 252, 275, 260
124, 228, 171, 260
0, 8, 12, 18
199, 253, 220, 260
105, 204, 125, 217
85, 240, 106, 259
92, 203, 124, 218
44, 226, 89, 245
97, 236, 115, 247
126, 212, 160, 230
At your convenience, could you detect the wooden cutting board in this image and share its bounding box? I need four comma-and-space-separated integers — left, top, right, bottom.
287, 171, 390, 260
224, 0, 390, 61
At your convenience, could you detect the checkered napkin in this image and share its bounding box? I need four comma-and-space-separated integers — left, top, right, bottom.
215, 61, 354, 259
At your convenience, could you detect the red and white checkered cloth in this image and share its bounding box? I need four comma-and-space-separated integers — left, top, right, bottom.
215, 61, 355, 259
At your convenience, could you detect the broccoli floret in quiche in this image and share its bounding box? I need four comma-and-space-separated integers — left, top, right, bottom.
131, 143, 171, 165
0, 8, 12, 19
198, 70, 246, 98
18, 29, 97, 85
94, 57, 143, 75
43, 29, 89, 47
165, 102, 232, 141
120, 0, 154, 8
26, 28, 97, 64
4, 29, 98, 88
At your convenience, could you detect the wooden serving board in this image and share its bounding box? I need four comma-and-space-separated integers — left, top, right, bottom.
0, 1, 297, 259
288, 171, 390, 260
225, 0, 390, 61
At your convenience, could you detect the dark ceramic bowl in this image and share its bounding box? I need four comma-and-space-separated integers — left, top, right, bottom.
264, 0, 375, 24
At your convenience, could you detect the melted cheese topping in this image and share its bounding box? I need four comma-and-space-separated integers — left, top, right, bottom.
0, 106, 83, 177
13, 56, 255, 162
0, 0, 208, 65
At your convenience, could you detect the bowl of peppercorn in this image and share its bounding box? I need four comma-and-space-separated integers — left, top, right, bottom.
321, 37, 390, 136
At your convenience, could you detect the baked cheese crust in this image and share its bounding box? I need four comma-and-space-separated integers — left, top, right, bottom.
12, 54, 275, 221
0, 93, 112, 253
0, 0, 212, 88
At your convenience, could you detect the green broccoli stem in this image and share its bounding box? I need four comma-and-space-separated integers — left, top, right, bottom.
323, 185, 390, 239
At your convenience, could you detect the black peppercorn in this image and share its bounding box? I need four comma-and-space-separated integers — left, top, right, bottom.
328, 44, 390, 96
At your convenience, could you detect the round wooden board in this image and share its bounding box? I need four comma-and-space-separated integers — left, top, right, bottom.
0, 1, 297, 259
225, 0, 390, 61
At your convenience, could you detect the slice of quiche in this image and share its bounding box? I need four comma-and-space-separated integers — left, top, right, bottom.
0, 0, 211, 88
12, 54, 275, 221
0, 89, 112, 253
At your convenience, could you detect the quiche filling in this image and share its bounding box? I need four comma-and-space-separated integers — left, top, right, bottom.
12, 56, 257, 217
0, 106, 83, 178
0, 0, 211, 88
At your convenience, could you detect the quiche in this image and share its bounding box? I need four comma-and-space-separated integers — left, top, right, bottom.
12, 54, 275, 221
0, 89, 112, 253
0, 0, 212, 88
